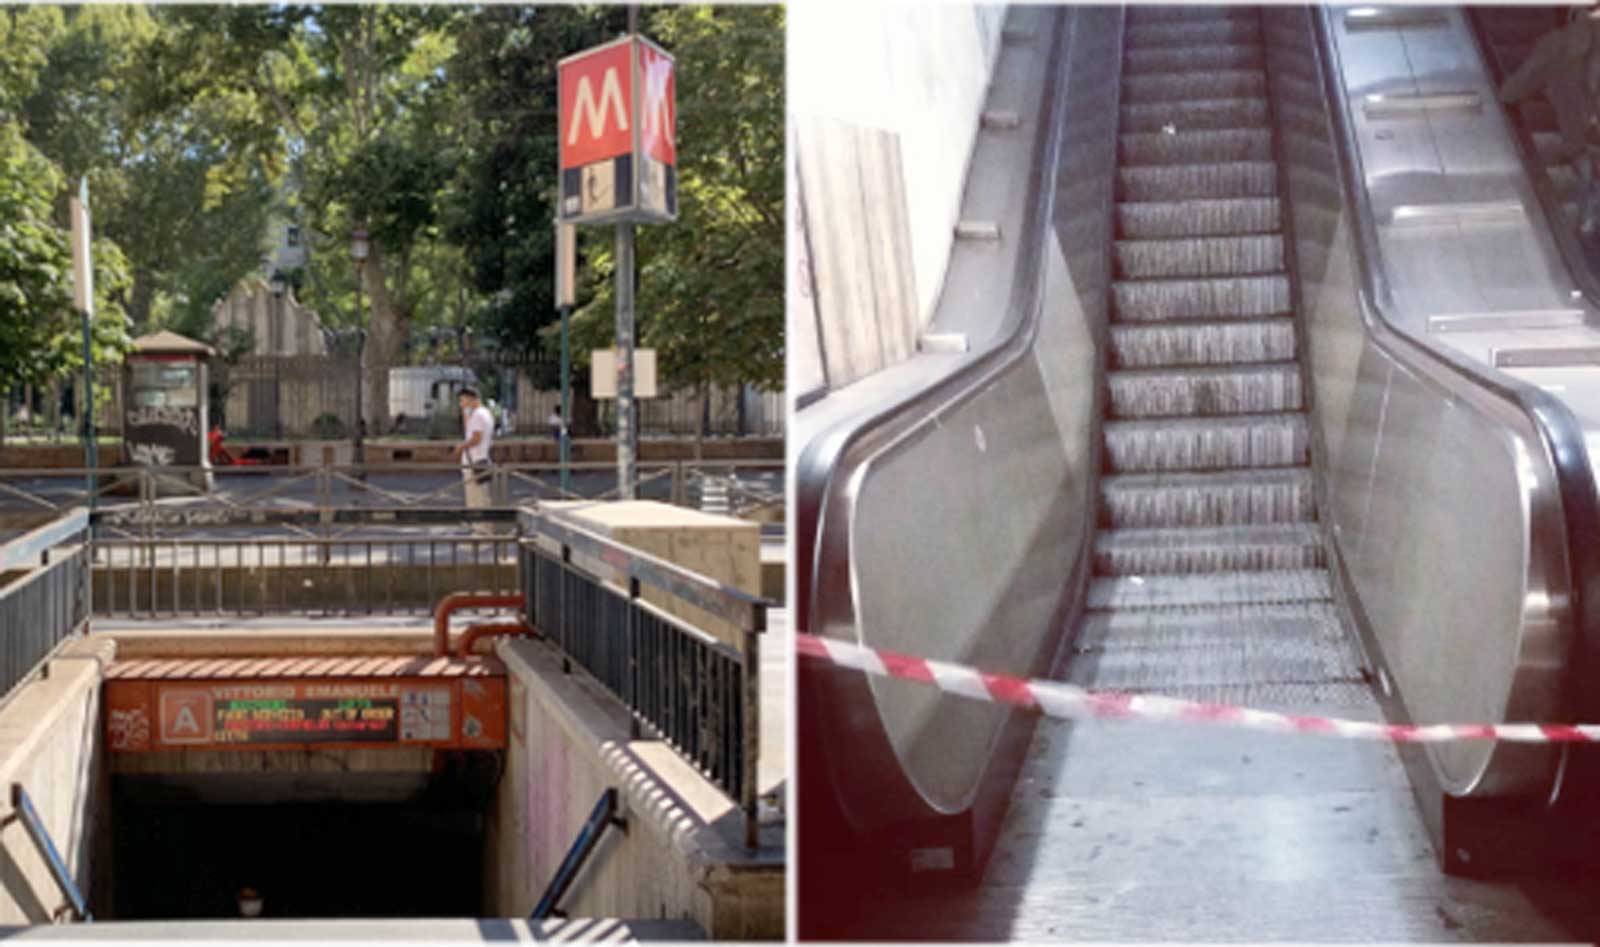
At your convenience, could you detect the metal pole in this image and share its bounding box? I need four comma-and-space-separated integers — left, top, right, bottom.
560, 305, 572, 495
615, 223, 635, 500
354, 283, 365, 476
81, 311, 96, 510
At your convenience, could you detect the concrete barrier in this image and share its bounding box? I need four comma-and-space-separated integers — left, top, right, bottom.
0, 636, 113, 923
486, 638, 782, 940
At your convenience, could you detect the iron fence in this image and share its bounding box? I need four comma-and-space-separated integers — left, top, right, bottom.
92, 533, 519, 617
0, 460, 785, 537
519, 511, 767, 849
0, 511, 90, 703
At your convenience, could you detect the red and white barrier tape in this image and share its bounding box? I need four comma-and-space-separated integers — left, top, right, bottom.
796, 632, 1600, 744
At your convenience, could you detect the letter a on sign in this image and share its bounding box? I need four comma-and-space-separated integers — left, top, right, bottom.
160, 690, 213, 745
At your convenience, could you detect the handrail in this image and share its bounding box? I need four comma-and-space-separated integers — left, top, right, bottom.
1464, 8, 1600, 311
522, 510, 768, 636
6, 784, 91, 922
1310, 8, 1600, 736
529, 788, 625, 921
0, 509, 89, 573
795, 8, 1075, 637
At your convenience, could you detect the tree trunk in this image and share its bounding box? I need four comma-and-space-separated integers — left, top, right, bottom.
360, 245, 404, 437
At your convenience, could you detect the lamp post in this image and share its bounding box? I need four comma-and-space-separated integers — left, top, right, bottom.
350, 227, 369, 473
268, 271, 286, 440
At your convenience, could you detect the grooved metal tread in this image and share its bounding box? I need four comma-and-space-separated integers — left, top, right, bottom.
1094, 522, 1325, 575
1117, 197, 1282, 239
1114, 234, 1286, 279
1120, 96, 1271, 133
1099, 466, 1316, 529
1108, 317, 1299, 368
1088, 569, 1332, 610
1118, 161, 1278, 201
1107, 364, 1304, 417
1103, 412, 1310, 472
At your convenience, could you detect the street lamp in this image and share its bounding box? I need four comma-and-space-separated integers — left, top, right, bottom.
268, 271, 286, 440
350, 227, 369, 472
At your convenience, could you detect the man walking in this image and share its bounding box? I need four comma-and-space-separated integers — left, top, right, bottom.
455, 387, 495, 532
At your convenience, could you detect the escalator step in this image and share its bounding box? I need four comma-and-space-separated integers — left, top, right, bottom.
1079, 599, 1342, 642
1127, 7, 1259, 26
1113, 273, 1291, 321
1109, 317, 1298, 368
1548, 163, 1581, 201
1120, 127, 1274, 166
1103, 413, 1309, 472
1117, 197, 1281, 238
1533, 130, 1577, 164
1124, 43, 1265, 75
1125, 19, 1261, 50
1099, 467, 1315, 529
1087, 568, 1331, 609
1108, 363, 1304, 417
1115, 234, 1284, 279
1121, 69, 1267, 105
1120, 97, 1270, 133
1118, 161, 1277, 201
1094, 523, 1325, 575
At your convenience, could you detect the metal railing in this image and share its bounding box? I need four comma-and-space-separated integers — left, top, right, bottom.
7, 783, 91, 922
90, 529, 520, 618
519, 511, 767, 849
0, 511, 91, 703
0, 460, 785, 537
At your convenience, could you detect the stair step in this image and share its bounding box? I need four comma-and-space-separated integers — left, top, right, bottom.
1120, 96, 1270, 133
1100, 467, 1315, 528
1108, 362, 1305, 418
1103, 413, 1309, 472
1127, 7, 1260, 26
1073, 600, 1369, 705
1088, 569, 1332, 609
1114, 234, 1284, 280
1121, 69, 1267, 105
1113, 273, 1291, 321
1118, 161, 1277, 201
1125, 19, 1262, 50
1532, 129, 1578, 165
1117, 197, 1281, 238
1094, 523, 1325, 575
1125, 43, 1265, 76
1121, 127, 1274, 166
1109, 317, 1298, 368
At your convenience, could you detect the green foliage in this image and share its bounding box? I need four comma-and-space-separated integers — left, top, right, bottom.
566, 6, 786, 393
0, 122, 131, 391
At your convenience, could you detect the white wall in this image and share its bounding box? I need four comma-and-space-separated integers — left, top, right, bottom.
789, 3, 1008, 394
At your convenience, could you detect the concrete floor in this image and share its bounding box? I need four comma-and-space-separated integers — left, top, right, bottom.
814, 701, 1600, 941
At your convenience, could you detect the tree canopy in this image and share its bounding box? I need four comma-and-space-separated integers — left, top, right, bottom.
0, 5, 785, 429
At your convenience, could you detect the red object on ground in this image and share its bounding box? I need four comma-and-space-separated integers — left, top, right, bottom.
433, 592, 525, 656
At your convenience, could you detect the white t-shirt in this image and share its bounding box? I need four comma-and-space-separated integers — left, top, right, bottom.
463, 405, 494, 465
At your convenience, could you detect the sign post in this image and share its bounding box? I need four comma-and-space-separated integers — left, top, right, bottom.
69, 179, 95, 508
555, 223, 576, 495
558, 29, 676, 500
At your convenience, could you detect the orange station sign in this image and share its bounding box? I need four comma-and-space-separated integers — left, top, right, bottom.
105, 676, 507, 753
558, 35, 677, 225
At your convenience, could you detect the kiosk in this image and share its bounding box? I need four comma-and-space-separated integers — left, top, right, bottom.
123, 330, 214, 485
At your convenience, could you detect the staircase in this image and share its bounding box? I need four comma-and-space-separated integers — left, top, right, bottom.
1072, 6, 1367, 707
1475, 7, 1584, 228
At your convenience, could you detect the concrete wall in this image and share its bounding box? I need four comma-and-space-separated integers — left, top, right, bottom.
0, 637, 111, 924
789, 3, 1008, 394
485, 639, 782, 940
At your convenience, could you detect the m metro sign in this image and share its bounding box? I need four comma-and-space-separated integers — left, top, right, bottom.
559, 35, 677, 225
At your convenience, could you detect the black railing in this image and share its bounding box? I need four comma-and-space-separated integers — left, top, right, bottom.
0, 512, 91, 704
519, 512, 767, 849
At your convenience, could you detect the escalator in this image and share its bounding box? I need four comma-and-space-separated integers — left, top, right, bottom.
798, 4, 1600, 940
1472, 7, 1587, 234
1083, 5, 1370, 709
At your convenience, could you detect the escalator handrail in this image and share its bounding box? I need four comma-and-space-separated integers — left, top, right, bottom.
795, 8, 1079, 637
1465, 7, 1600, 313
1310, 7, 1600, 733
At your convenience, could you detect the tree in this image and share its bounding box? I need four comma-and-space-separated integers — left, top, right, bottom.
0, 122, 132, 434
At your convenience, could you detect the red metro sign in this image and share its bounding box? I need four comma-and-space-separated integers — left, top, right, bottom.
558, 35, 677, 225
